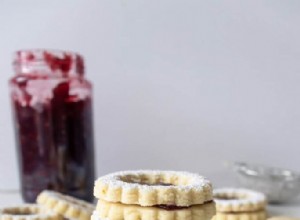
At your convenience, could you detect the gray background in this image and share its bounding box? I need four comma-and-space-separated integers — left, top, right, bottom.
0, 0, 300, 190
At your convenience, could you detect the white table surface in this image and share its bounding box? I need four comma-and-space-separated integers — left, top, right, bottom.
0, 191, 299, 218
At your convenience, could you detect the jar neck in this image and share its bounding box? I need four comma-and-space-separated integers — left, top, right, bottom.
13, 50, 85, 78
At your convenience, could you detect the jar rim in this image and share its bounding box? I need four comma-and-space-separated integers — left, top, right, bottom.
13, 49, 85, 76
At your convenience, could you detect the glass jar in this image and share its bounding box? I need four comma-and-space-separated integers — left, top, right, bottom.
9, 50, 95, 203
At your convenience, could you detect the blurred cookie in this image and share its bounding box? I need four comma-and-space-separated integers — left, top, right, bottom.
37, 190, 95, 220
214, 188, 267, 212
0, 204, 62, 220
268, 217, 300, 220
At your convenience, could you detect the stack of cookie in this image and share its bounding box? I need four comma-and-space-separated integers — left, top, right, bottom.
213, 188, 267, 220
92, 170, 216, 220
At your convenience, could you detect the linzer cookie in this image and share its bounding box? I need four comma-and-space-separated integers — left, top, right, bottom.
94, 170, 213, 207
0, 204, 62, 220
213, 210, 267, 220
213, 188, 267, 212
268, 217, 300, 220
213, 188, 267, 220
36, 190, 95, 220
95, 199, 216, 220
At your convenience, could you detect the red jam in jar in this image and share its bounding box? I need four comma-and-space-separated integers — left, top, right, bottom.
9, 50, 95, 203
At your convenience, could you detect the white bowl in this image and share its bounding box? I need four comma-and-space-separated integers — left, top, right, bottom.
232, 162, 300, 203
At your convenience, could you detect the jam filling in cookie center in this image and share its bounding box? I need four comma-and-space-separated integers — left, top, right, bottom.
4, 211, 33, 216
153, 204, 190, 210
120, 175, 176, 186
152, 201, 214, 211
214, 195, 247, 201
123, 181, 174, 187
